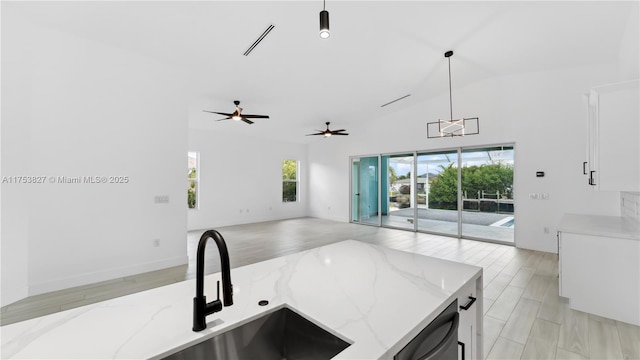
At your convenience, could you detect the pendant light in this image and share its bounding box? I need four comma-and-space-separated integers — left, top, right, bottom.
427, 50, 479, 138
319, 0, 330, 39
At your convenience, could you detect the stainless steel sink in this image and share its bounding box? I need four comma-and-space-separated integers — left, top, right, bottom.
162, 307, 350, 360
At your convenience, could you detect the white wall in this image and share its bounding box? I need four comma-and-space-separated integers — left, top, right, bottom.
617, 1, 640, 80
1, 14, 188, 304
0, 11, 31, 304
188, 129, 308, 230
309, 64, 624, 253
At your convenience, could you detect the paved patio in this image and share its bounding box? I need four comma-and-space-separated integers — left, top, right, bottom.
360, 208, 515, 244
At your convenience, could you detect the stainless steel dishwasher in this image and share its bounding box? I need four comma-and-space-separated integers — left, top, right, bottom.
394, 299, 459, 360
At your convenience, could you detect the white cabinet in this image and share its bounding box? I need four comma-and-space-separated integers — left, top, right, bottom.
558, 231, 640, 326
585, 79, 639, 191
457, 276, 482, 360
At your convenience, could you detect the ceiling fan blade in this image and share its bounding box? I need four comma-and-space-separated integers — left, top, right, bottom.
215, 117, 232, 121
306, 133, 324, 136
332, 132, 349, 135
242, 114, 269, 119
332, 129, 347, 132
203, 110, 233, 116
241, 118, 254, 125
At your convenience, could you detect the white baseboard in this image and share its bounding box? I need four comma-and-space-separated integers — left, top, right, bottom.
28, 256, 188, 297
1, 285, 29, 308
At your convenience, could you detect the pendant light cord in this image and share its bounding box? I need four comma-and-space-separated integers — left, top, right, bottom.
323, 0, 326, 10
448, 56, 453, 121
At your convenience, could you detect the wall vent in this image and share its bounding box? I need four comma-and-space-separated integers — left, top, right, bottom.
243, 25, 275, 56
380, 94, 411, 107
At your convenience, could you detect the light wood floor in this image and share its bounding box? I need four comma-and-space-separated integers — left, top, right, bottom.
1, 218, 638, 359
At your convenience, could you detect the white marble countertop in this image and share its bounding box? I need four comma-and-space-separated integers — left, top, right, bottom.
559, 213, 640, 240
1, 240, 482, 359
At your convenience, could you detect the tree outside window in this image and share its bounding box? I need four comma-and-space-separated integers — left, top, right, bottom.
282, 159, 298, 202
429, 162, 513, 211
188, 152, 199, 209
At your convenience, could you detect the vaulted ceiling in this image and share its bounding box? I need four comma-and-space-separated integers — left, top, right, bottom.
7, 1, 637, 143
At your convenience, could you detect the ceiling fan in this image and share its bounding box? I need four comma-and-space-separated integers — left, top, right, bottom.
203, 100, 269, 125
306, 122, 349, 137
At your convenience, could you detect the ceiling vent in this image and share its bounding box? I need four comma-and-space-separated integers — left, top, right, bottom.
243, 25, 275, 56
380, 94, 411, 107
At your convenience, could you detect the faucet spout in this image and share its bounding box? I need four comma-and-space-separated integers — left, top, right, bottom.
193, 229, 233, 332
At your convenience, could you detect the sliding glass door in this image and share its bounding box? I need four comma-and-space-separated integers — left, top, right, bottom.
350, 156, 379, 225
382, 154, 415, 230
461, 146, 514, 242
350, 144, 515, 244
416, 150, 460, 236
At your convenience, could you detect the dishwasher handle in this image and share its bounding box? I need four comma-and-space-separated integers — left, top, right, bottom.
415, 311, 459, 360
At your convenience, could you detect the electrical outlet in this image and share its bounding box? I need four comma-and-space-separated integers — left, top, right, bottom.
529, 193, 549, 200
152, 239, 160, 247
154, 195, 169, 204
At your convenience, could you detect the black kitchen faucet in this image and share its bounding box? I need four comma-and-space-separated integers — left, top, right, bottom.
192, 229, 233, 332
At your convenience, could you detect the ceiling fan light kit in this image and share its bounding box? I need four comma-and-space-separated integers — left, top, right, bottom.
427, 50, 480, 138
306, 122, 348, 137
203, 100, 269, 125
319, 0, 330, 39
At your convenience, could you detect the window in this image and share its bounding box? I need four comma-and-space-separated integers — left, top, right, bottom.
188, 152, 199, 209
282, 159, 298, 202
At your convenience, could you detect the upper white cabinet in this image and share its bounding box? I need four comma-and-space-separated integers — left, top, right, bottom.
585, 79, 639, 191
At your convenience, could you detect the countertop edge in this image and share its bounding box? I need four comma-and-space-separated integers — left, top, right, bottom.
559, 213, 640, 240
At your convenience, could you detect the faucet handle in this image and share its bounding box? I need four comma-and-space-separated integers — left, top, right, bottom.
216, 280, 220, 301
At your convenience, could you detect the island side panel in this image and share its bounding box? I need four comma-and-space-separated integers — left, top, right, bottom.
457, 272, 483, 360
475, 275, 483, 360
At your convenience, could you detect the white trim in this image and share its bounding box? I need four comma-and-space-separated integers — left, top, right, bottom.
27, 256, 188, 296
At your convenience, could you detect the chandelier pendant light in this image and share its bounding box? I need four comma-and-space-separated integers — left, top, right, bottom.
427, 50, 479, 138
319, 0, 330, 39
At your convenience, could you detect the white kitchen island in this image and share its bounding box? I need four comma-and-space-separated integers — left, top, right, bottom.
1, 240, 482, 359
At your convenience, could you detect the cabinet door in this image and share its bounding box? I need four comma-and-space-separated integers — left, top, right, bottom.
585, 92, 598, 185
558, 232, 564, 297
589, 80, 640, 191
457, 281, 478, 360
559, 231, 640, 326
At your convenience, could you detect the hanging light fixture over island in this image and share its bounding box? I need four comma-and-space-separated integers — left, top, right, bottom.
427, 50, 479, 138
